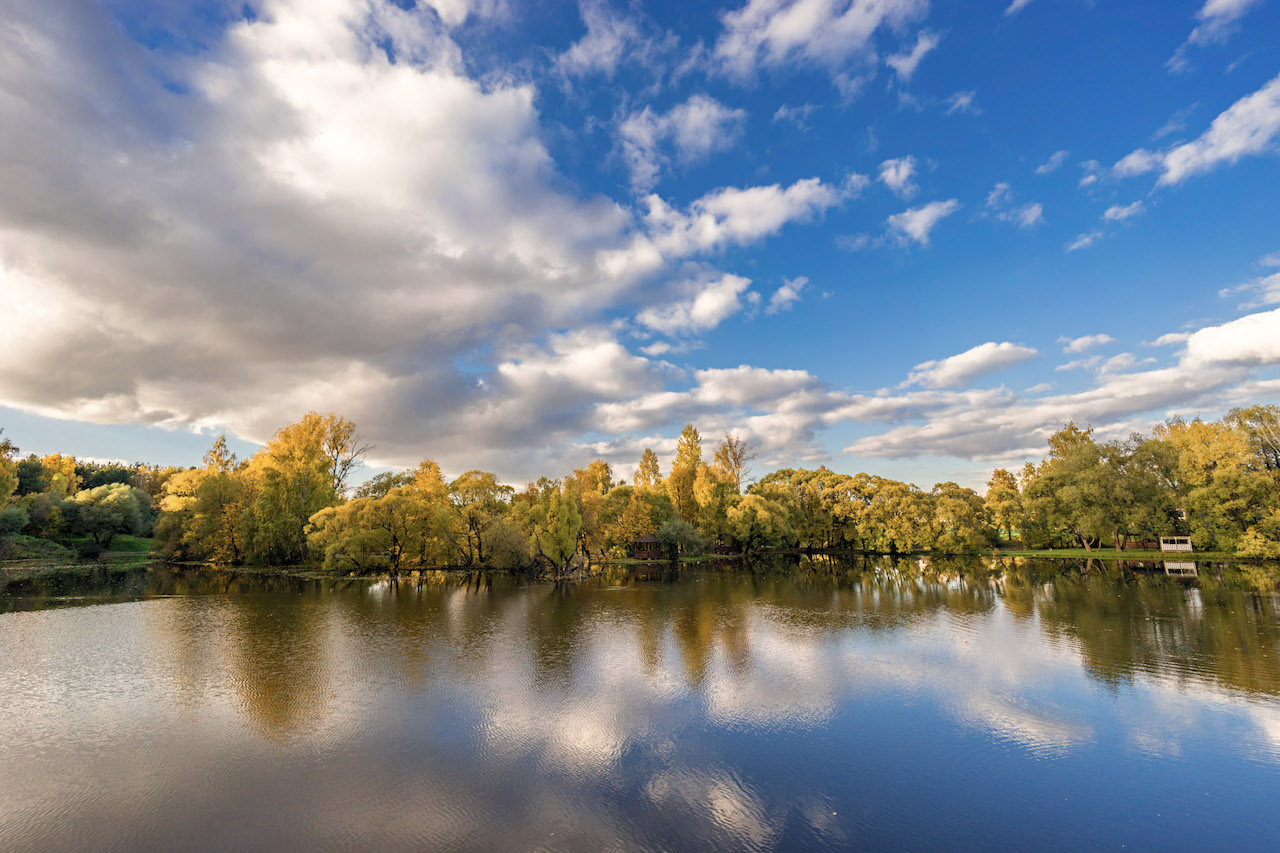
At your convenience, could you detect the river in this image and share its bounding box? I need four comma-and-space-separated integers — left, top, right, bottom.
1, 556, 1278, 851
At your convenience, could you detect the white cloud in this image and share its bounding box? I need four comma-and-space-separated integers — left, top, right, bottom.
1004, 0, 1035, 16
1168, 0, 1263, 73
1184, 306, 1280, 366
557, 1, 643, 78
1011, 202, 1044, 228
879, 155, 918, 198
1113, 72, 1280, 187
766, 276, 809, 314
635, 274, 754, 336
835, 233, 874, 251
887, 199, 959, 245
986, 182, 1013, 209
642, 176, 854, 257
904, 342, 1038, 389
1055, 356, 1101, 372
1078, 159, 1103, 187
772, 103, 819, 128
843, 306, 1280, 462
713, 0, 929, 81
1066, 231, 1103, 252
944, 90, 978, 115
1261, 251, 1280, 268
1035, 150, 1069, 174
886, 30, 940, 82
985, 183, 1042, 228
1059, 333, 1114, 353
1103, 201, 1145, 222
1112, 148, 1163, 177
619, 94, 747, 190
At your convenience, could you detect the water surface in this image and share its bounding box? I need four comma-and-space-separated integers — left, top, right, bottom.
2, 557, 1279, 852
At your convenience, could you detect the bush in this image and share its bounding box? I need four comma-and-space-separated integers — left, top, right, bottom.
482, 518, 532, 570
0, 505, 28, 536
1236, 527, 1280, 560
658, 519, 706, 557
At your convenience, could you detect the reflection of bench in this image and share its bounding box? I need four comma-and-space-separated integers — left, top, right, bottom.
1159, 536, 1193, 552
1164, 561, 1197, 577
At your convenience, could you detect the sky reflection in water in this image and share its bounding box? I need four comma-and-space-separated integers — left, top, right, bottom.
1, 558, 1279, 852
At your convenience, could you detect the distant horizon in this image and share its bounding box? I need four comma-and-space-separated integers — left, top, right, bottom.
3, 0, 1279, 492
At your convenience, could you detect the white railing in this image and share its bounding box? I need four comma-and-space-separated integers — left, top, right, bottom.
1160, 537, 1193, 552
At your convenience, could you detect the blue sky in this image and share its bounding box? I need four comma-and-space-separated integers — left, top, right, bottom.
2, 0, 1278, 489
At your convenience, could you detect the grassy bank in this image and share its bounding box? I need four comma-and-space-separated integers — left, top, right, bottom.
0, 534, 158, 582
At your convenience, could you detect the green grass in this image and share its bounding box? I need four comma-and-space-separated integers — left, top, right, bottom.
1, 535, 157, 579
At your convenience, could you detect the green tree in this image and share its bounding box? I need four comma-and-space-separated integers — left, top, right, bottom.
530, 487, 581, 575
726, 493, 793, 555
985, 468, 1022, 542
65, 483, 153, 549
930, 482, 990, 552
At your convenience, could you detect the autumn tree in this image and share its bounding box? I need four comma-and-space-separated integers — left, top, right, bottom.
712, 432, 757, 493
0, 430, 17, 503
667, 425, 702, 524
449, 470, 513, 565
635, 448, 661, 490
243, 413, 361, 564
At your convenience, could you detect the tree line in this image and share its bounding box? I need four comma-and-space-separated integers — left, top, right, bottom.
2, 405, 1278, 573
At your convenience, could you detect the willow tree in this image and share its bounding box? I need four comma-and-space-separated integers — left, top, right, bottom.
245, 413, 367, 564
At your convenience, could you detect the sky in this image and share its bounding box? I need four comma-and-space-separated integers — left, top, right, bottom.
1, 0, 1279, 490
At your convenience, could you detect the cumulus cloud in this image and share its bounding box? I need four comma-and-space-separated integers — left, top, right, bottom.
879, 156, 918, 197
1113, 72, 1280, 187
766, 276, 809, 314
843, 307, 1280, 461
1035, 150, 1069, 174
904, 342, 1038, 389
635, 274, 754, 336
641, 176, 855, 257
1059, 333, 1114, 353
713, 0, 928, 81
886, 30, 940, 82
1184, 306, 1280, 366
619, 94, 748, 191
887, 199, 960, 245
559, 1, 637, 77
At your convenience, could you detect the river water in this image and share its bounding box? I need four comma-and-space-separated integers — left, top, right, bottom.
1, 556, 1278, 852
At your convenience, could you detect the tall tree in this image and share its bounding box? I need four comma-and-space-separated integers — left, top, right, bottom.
635, 448, 661, 489
985, 468, 1022, 542
667, 425, 702, 524
712, 432, 757, 493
